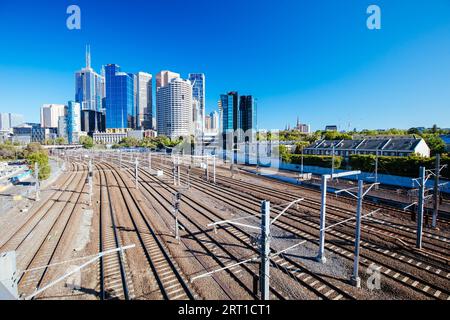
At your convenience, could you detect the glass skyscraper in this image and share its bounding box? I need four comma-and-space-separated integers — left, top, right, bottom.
220, 92, 239, 134
66, 101, 81, 144
75, 46, 105, 112
219, 92, 240, 160
188, 73, 205, 133
105, 64, 135, 129
239, 95, 257, 142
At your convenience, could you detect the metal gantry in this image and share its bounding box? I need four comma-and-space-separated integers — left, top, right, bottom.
201, 198, 305, 300
316, 170, 361, 263
335, 180, 380, 287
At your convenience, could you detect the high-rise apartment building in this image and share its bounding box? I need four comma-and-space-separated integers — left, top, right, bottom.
156, 70, 180, 89
105, 64, 135, 130
135, 72, 153, 130
188, 73, 206, 133
75, 46, 105, 111
40, 104, 66, 128
156, 75, 193, 139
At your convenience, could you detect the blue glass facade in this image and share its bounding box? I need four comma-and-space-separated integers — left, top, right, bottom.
67, 101, 80, 144
239, 95, 257, 138
75, 69, 104, 111
105, 64, 135, 129
189, 74, 205, 112
220, 92, 239, 133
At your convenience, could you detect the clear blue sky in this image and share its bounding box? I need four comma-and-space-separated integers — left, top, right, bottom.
0, 0, 449, 131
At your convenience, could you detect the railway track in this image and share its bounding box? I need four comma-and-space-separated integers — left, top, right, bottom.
144, 156, 450, 300
111, 156, 354, 300
97, 162, 195, 300
0, 162, 79, 252
137, 165, 355, 300
101, 160, 289, 300
237, 165, 450, 227
15, 163, 88, 299
209, 172, 450, 255
97, 163, 134, 300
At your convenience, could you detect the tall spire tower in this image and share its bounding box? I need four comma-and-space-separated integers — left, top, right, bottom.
85, 45, 91, 69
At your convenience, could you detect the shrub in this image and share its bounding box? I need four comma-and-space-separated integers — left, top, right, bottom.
289, 154, 342, 169
79, 136, 94, 149
348, 154, 450, 179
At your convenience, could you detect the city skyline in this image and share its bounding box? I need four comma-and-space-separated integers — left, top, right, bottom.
0, 0, 449, 131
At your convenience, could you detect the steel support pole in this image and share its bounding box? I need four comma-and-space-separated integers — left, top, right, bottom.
135, 159, 139, 189
351, 180, 363, 288
206, 156, 209, 182
213, 156, 216, 184
148, 152, 152, 172
34, 162, 40, 202
375, 150, 379, 185
301, 148, 304, 174
331, 145, 335, 178
417, 167, 425, 249
316, 175, 327, 263
260, 200, 271, 301
174, 193, 181, 243
173, 166, 176, 186
88, 159, 93, 206
432, 154, 440, 228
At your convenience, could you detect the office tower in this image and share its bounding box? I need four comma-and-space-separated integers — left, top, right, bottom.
75, 46, 105, 111
188, 73, 206, 132
104, 64, 135, 129
192, 98, 202, 135
239, 95, 257, 142
220, 92, 239, 134
135, 72, 153, 130
66, 101, 81, 144
0, 113, 9, 131
210, 111, 219, 131
205, 114, 212, 130
156, 77, 193, 139
156, 70, 180, 89
13, 123, 56, 144
40, 104, 66, 128
81, 110, 106, 136
0, 113, 24, 131
58, 115, 67, 140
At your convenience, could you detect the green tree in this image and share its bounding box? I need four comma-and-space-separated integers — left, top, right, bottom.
55, 137, 66, 145
26, 151, 50, 180
294, 141, 310, 154
79, 136, 94, 149
423, 134, 446, 156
